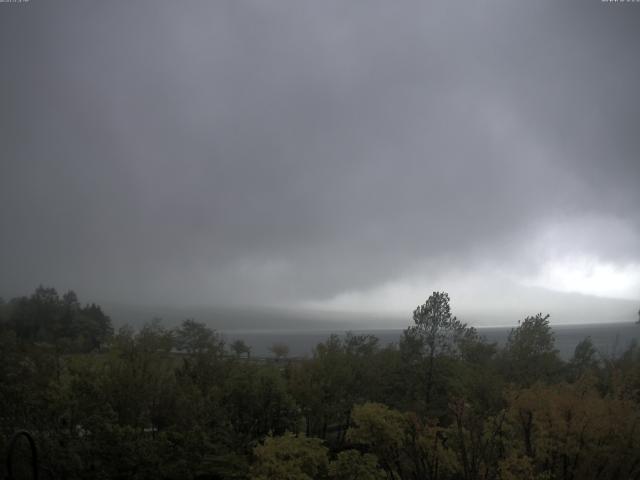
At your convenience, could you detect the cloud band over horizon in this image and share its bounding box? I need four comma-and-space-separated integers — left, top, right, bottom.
1, 1, 639, 321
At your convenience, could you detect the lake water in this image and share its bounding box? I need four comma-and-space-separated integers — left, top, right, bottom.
223, 322, 640, 359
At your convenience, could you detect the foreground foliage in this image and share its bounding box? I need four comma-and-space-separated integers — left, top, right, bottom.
1, 287, 640, 479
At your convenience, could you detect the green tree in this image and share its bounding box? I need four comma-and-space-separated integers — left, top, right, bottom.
174, 319, 226, 395
251, 432, 329, 480
230, 339, 251, 359
568, 336, 599, 381
289, 333, 383, 441
506, 380, 640, 480
407, 292, 476, 404
72, 321, 179, 430
346, 403, 406, 478
222, 363, 299, 445
447, 397, 507, 480
270, 342, 290, 361
328, 450, 385, 480
174, 319, 223, 355
6, 287, 112, 352
502, 313, 562, 385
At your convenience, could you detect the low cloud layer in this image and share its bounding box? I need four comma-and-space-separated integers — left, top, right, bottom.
1, 1, 639, 323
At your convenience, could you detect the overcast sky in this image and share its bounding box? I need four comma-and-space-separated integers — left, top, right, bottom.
1, 1, 639, 325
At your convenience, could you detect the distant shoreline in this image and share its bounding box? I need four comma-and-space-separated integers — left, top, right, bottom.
221, 322, 640, 360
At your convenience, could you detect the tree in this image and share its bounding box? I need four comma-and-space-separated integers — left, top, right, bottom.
251, 433, 329, 480
346, 403, 406, 478
502, 313, 561, 385
89, 322, 178, 430
78, 302, 113, 349
5, 287, 112, 352
568, 336, 599, 381
269, 342, 290, 361
136, 318, 174, 354
407, 292, 476, 404
230, 339, 251, 359
447, 397, 507, 480
289, 333, 384, 441
506, 380, 640, 479
222, 364, 299, 442
0, 297, 6, 326
328, 450, 385, 480
174, 320, 226, 396
174, 319, 223, 355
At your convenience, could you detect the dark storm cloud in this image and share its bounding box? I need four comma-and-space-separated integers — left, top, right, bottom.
1, 0, 639, 310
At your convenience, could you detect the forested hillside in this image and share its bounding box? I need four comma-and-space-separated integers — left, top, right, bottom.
1, 288, 640, 479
